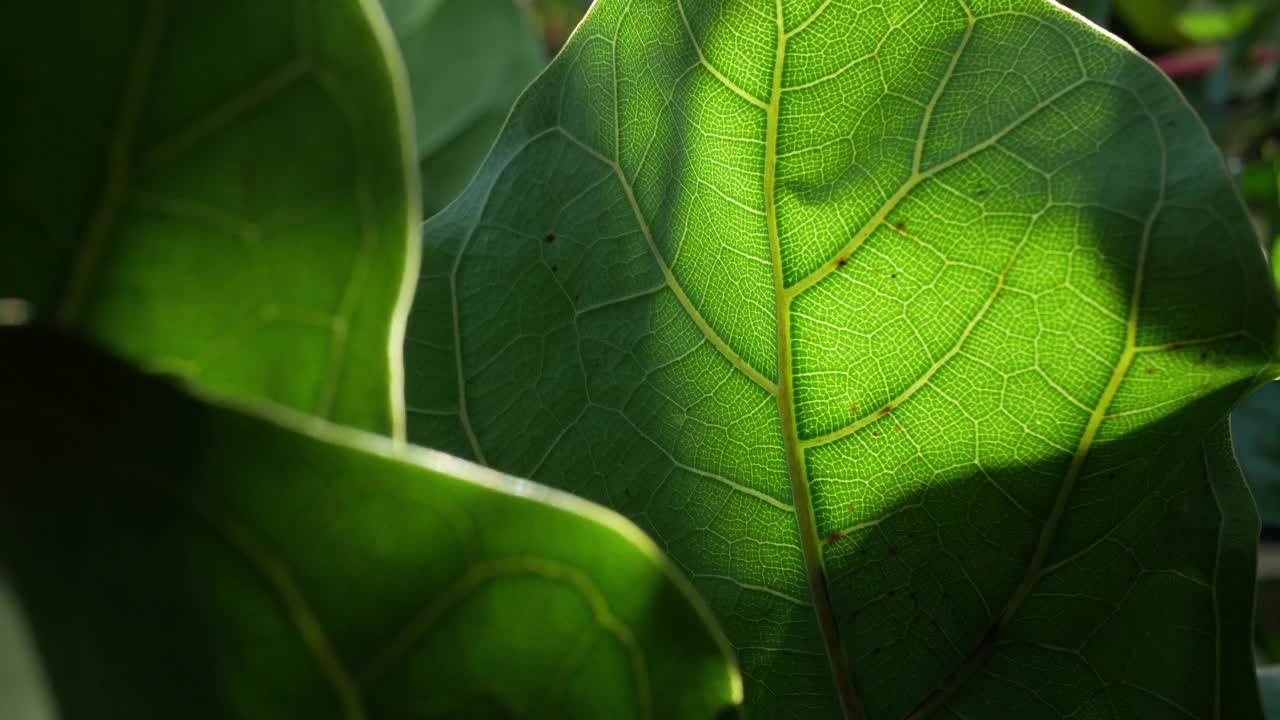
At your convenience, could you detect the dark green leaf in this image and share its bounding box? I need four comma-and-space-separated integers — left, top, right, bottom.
384, 0, 546, 216
406, 0, 1280, 715
0, 327, 741, 720
0, 0, 421, 437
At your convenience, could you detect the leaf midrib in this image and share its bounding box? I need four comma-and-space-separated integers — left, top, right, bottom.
764, 3, 861, 719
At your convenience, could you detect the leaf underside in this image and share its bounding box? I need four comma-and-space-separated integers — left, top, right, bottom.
383, 0, 546, 217
407, 0, 1278, 717
0, 0, 419, 436
0, 328, 742, 720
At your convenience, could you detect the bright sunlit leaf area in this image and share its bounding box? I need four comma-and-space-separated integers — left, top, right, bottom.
2, 0, 1279, 719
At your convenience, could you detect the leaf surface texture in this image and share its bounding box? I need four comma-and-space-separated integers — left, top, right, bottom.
407, 0, 1279, 716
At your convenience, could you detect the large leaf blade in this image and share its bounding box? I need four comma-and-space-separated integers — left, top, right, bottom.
0, 327, 741, 720
0, 0, 420, 436
407, 0, 1279, 716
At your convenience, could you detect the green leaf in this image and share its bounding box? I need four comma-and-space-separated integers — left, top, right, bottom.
0, 327, 742, 720
406, 0, 1280, 716
0, 1, 421, 438
384, 0, 546, 217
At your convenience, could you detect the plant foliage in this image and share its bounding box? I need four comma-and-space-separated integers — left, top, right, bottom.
408, 0, 1280, 716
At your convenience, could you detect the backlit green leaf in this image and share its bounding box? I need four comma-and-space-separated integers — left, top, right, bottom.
0, 327, 742, 720
406, 0, 1280, 716
383, 0, 546, 217
0, 0, 421, 437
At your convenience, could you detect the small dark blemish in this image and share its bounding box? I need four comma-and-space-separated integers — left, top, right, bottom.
825, 531, 845, 545
551, 264, 559, 273
544, 233, 556, 243
880, 406, 894, 415
836, 257, 848, 267
1145, 367, 1155, 375
850, 402, 858, 414
887, 547, 899, 557
849, 503, 857, 514
888, 590, 897, 598
894, 220, 908, 232
1170, 342, 1185, 350
872, 431, 881, 438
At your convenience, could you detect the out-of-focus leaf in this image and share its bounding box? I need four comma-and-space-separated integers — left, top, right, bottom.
0, 327, 742, 720
1071, 0, 1114, 26
1177, 2, 1259, 43
0, 1, 422, 438
1116, 0, 1188, 47
0, 581, 54, 720
384, 0, 546, 216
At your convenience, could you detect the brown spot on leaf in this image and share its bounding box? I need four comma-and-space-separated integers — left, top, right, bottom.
880, 406, 894, 415
1170, 342, 1185, 350
1145, 367, 1155, 375
887, 547, 898, 557
836, 257, 848, 267
825, 531, 845, 545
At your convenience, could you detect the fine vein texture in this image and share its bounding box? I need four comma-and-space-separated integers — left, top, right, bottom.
382, 0, 546, 217
406, 0, 1280, 716
0, 328, 742, 720
0, 0, 420, 437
